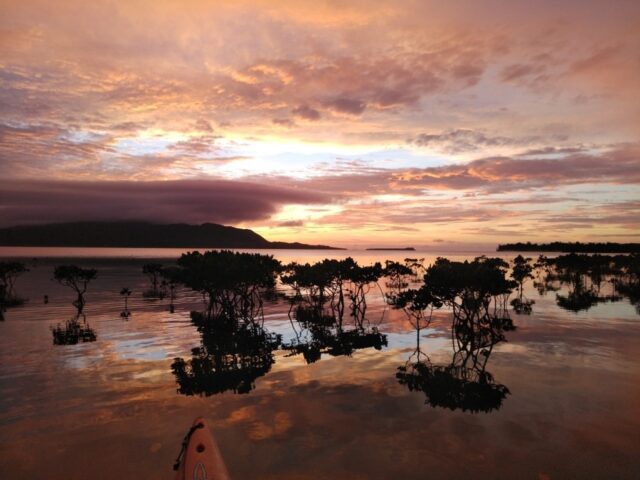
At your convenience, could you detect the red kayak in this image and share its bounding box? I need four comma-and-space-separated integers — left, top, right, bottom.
173, 417, 231, 480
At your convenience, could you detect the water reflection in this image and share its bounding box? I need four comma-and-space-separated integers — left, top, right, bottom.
283, 318, 387, 364
0, 284, 5, 320
51, 311, 97, 345
120, 287, 132, 319
535, 254, 640, 313
612, 254, 640, 314
0, 260, 29, 314
2, 251, 640, 479
50, 264, 100, 344
397, 315, 513, 413
142, 263, 166, 299
280, 257, 389, 363
393, 256, 517, 413
171, 312, 281, 396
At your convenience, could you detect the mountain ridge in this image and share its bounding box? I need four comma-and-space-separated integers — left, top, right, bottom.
0, 221, 342, 250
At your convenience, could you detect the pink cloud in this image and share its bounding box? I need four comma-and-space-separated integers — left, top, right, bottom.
394, 145, 640, 191
291, 105, 321, 121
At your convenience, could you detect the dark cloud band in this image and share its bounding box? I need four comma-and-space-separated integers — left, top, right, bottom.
0, 179, 327, 227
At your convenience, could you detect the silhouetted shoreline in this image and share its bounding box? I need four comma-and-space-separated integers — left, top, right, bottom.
0, 222, 343, 250
497, 242, 640, 253
366, 247, 416, 251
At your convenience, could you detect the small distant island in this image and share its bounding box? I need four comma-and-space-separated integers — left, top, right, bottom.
497, 242, 640, 253
0, 221, 343, 250
366, 247, 416, 251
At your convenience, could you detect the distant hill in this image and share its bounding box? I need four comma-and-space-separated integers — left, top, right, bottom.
0, 222, 342, 250
497, 242, 640, 253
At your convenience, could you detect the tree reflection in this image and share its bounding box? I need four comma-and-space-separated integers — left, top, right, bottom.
612, 254, 640, 314
280, 259, 387, 362
555, 288, 603, 312
171, 314, 281, 396
171, 251, 285, 396
282, 319, 387, 364
160, 265, 181, 313
280, 257, 388, 363
142, 263, 165, 298
50, 265, 99, 344
120, 287, 132, 319
0, 285, 5, 321
535, 254, 638, 313
0, 261, 28, 309
393, 256, 515, 413
397, 315, 512, 413
51, 310, 97, 345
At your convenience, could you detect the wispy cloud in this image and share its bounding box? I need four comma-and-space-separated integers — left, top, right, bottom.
0, 0, 638, 244
393, 145, 640, 192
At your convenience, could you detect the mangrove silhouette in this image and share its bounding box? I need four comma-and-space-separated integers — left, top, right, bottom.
53, 265, 98, 313
423, 256, 516, 325
498, 241, 640, 253
142, 263, 165, 298
280, 258, 462, 362
159, 265, 181, 313
510, 255, 535, 314
404, 257, 427, 284
120, 287, 132, 319
535, 254, 639, 313
391, 284, 442, 331
170, 251, 283, 395
383, 260, 414, 301
392, 257, 516, 413
612, 254, 640, 314
174, 250, 281, 323
171, 253, 392, 392
281, 257, 384, 328
50, 265, 99, 344
280, 258, 389, 362
0, 261, 29, 310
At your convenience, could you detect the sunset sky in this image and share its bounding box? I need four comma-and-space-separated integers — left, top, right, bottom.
1, 0, 639, 247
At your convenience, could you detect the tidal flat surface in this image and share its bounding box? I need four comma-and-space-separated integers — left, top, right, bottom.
1, 249, 639, 479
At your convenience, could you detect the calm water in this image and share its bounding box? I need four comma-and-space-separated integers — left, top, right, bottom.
1, 248, 639, 479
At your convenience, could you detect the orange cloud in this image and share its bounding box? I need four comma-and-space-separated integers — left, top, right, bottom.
1, 0, 638, 244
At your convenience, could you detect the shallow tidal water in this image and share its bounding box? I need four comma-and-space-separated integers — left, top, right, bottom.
1, 248, 639, 479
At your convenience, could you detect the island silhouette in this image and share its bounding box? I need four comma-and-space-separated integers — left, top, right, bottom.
0, 221, 342, 249
498, 241, 640, 253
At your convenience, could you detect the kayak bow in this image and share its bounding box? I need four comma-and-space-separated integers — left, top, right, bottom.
173, 417, 230, 480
